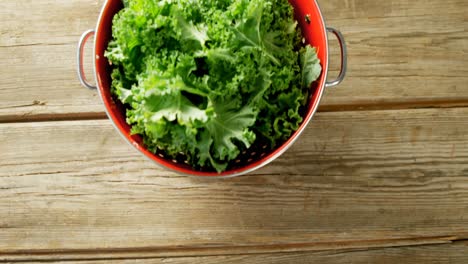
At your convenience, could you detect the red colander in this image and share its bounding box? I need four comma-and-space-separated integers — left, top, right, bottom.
77, 0, 347, 177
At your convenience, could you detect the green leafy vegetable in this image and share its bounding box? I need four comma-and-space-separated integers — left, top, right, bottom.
105, 0, 322, 172
300, 46, 322, 90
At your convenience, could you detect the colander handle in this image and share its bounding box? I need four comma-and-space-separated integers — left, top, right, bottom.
325, 27, 347, 88
77, 29, 97, 90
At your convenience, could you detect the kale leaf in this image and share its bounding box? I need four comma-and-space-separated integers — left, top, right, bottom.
105, 0, 322, 172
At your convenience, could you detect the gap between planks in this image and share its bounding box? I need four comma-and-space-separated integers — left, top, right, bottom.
1, 236, 466, 262
0, 112, 108, 124
2, 101, 468, 124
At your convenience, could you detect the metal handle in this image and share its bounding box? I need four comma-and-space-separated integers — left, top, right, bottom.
325, 27, 347, 88
77, 29, 97, 90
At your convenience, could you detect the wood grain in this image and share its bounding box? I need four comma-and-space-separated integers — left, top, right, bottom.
0, 0, 106, 122
322, 0, 468, 111
0, 0, 467, 121
5, 242, 467, 263
1, 108, 467, 261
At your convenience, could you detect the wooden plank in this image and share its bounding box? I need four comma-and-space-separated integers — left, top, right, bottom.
1, 108, 468, 261
0, 0, 467, 121
0, 237, 459, 262
5, 242, 467, 263
321, 0, 468, 111
0, 0, 106, 122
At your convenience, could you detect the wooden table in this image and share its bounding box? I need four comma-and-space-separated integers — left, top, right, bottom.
1, 0, 467, 263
